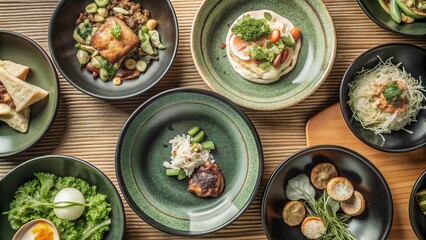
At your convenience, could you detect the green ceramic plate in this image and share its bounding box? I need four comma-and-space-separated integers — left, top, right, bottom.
191, 0, 336, 110
0, 155, 125, 239
0, 30, 59, 157
115, 88, 263, 235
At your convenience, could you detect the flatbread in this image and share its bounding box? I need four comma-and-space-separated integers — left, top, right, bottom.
0, 66, 48, 112
0, 104, 30, 133
0, 104, 13, 116
0, 60, 29, 80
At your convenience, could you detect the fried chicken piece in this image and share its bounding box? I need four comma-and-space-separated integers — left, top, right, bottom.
188, 161, 225, 198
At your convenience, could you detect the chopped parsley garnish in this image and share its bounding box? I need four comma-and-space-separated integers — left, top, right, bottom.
231, 15, 271, 42
383, 81, 403, 104
110, 23, 122, 39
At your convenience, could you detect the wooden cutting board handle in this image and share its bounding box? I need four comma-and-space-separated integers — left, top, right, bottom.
306, 102, 426, 239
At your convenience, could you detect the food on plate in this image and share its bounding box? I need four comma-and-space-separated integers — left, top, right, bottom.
0, 60, 49, 133
282, 200, 306, 226
3, 172, 112, 240
188, 160, 225, 198
326, 177, 355, 202
378, 0, 426, 24
415, 188, 426, 214
310, 162, 338, 189
74, 0, 165, 85
225, 10, 301, 84
284, 162, 366, 239
340, 190, 366, 216
348, 57, 425, 137
301, 216, 326, 239
163, 125, 225, 198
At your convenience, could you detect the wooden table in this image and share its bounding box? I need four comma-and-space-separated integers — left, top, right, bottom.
0, 0, 425, 239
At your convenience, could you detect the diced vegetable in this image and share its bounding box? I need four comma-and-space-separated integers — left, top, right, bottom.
91, 56, 102, 69
94, 14, 105, 23
148, 30, 166, 49
281, 34, 295, 48
113, 7, 129, 15
141, 25, 148, 33
99, 68, 110, 81
191, 130, 205, 143
76, 50, 90, 65
258, 62, 272, 70
201, 141, 215, 150
85, 3, 98, 13
166, 169, 180, 176
124, 58, 136, 70
187, 126, 200, 136
80, 44, 96, 53
97, 7, 108, 18
138, 30, 155, 55
177, 169, 186, 180
75, 43, 81, 49
136, 60, 147, 72
146, 19, 157, 30
94, 0, 109, 7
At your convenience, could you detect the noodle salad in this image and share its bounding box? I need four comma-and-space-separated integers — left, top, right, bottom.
348, 57, 425, 138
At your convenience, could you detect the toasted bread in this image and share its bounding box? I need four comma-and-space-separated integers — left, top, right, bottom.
326, 177, 354, 201
310, 162, 338, 189
301, 216, 326, 239
282, 200, 306, 226
340, 190, 366, 216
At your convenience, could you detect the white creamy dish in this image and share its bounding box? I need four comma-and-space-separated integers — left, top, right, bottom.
226, 10, 302, 84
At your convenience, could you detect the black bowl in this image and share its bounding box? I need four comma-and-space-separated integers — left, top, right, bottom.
357, 0, 426, 37
409, 170, 426, 239
49, 0, 178, 100
340, 43, 426, 153
261, 145, 393, 240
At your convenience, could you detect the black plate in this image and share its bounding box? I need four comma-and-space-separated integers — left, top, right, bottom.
340, 43, 426, 153
48, 0, 178, 100
410, 170, 426, 240
357, 0, 426, 37
261, 145, 393, 240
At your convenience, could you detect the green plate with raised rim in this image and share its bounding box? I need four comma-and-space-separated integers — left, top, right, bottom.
115, 88, 263, 235
191, 0, 336, 110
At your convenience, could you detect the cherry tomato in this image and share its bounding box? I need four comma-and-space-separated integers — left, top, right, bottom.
290, 28, 300, 41
270, 29, 281, 43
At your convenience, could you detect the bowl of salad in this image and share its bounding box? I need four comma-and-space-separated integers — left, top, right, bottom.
0, 155, 125, 240
49, 0, 178, 99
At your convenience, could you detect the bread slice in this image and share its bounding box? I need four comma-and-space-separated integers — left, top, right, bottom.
326, 177, 354, 201
0, 66, 48, 112
0, 105, 30, 133
301, 216, 326, 239
340, 190, 366, 216
310, 162, 338, 189
0, 60, 30, 80
282, 200, 306, 226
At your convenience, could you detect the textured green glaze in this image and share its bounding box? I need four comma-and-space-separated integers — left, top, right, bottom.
0, 155, 125, 240
0, 31, 59, 157
116, 88, 263, 235
191, 0, 336, 110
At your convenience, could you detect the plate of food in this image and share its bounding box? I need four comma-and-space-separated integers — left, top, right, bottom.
357, 0, 426, 37
261, 145, 393, 240
0, 155, 125, 240
115, 88, 263, 235
410, 170, 426, 239
49, 0, 178, 99
191, 0, 336, 110
0, 30, 59, 157
340, 43, 426, 152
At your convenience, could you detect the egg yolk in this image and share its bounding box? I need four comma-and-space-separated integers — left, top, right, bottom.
31, 222, 54, 240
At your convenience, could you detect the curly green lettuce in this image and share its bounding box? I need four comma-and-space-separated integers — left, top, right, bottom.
3, 172, 112, 240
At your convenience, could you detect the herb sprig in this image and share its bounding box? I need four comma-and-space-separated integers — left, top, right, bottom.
110, 23, 122, 39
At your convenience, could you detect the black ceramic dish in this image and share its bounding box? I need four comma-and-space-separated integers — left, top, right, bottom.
49, 0, 178, 100
0, 155, 125, 239
261, 145, 393, 240
409, 170, 426, 240
357, 0, 426, 37
340, 43, 426, 153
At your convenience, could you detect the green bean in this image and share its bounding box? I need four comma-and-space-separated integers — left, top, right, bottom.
390, 0, 402, 23
85, 3, 98, 13
136, 60, 147, 72
191, 130, 205, 143
177, 169, 186, 180
99, 68, 110, 81
95, 0, 109, 7
201, 141, 215, 150
187, 126, 200, 136
166, 169, 180, 176
76, 50, 90, 65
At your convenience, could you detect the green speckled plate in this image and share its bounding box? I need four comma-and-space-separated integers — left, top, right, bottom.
115, 88, 263, 235
0, 31, 59, 157
191, 0, 336, 110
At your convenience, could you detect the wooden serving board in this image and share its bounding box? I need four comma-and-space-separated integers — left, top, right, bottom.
306, 102, 426, 239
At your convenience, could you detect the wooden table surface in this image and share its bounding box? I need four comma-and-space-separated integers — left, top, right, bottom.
0, 0, 425, 239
